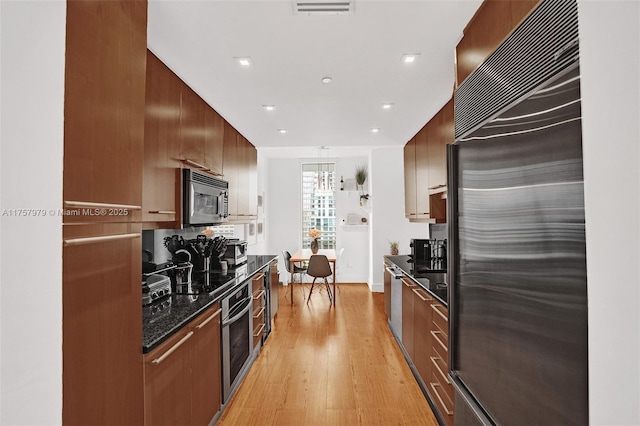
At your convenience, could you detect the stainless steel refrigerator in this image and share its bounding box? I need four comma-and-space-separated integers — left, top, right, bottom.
447, 1, 588, 424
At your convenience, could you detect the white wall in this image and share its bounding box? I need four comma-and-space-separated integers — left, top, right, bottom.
370, 147, 429, 291
578, 1, 640, 424
265, 155, 372, 284
0, 1, 66, 424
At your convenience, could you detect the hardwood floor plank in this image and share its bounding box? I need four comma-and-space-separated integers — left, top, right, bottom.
217, 284, 438, 426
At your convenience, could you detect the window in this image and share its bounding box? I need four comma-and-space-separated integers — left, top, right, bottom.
302, 163, 336, 249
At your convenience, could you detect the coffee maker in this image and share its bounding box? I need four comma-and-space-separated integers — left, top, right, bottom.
410, 239, 432, 263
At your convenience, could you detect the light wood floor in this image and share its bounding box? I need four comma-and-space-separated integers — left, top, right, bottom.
217, 283, 439, 426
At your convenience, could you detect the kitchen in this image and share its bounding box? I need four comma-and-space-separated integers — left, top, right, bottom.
1, 1, 639, 425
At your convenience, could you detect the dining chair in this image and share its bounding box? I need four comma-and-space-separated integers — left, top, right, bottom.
306, 254, 334, 304
282, 250, 307, 301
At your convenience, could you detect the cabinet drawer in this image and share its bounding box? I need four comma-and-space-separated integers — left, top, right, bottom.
430, 372, 454, 421
431, 302, 448, 334
430, 351, 454, 403
252, 272, 265, 293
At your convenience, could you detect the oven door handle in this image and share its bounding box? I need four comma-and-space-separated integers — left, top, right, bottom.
222, 297, 252, 326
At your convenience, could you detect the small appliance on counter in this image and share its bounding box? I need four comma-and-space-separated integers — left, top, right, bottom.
142, 274, 172, 305
222, 239, 247, 267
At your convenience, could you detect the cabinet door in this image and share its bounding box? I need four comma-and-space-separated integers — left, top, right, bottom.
63, 222, 144, 425
179, 83, 206, 167
204, 108, 225, 176
401, 277, 416, 361
413, 288, 434, 385
403, 138, 417, 218
252, 272, 267, 348
269, 260, 279, 320
246, 138, 258, 218
63, 0, 146, 223
427, 98, 454, 192
383, 261, 391, 318
456, 0, 540, 86
237, 135, 251, 217
144, 328, 194, 426
190, 303, 222, 425
223, 122, 239, 217
415, 126, 430, 218
142, 50, 181, 224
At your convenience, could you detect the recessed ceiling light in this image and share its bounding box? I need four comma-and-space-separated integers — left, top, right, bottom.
401, 54, 420, 64
382, 103, 394, 109
321, 77, 333, 84
278, 129, 288, 134
371, 128, 381, 133
263, 105, 276, 111
235, 57, 253, 67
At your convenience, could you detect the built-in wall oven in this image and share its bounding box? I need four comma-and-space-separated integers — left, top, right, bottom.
221, 281, 253, 403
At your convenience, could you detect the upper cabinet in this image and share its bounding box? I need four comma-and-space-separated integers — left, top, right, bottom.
223, 124, 257, 221
63, 0, 147, 223
142, 50, 257, 228
142, 51, 182, 225
456, 0, 541, 86
179, 83, 206, 169
404, 97, 453, 223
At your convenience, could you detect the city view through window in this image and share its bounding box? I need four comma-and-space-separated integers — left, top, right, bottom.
302, 163, 336, 249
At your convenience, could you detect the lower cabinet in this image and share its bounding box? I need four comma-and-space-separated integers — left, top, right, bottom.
144, 303, 221, 426
401, 277, 416, 360
429, 302, 454, 426
252, 271, 267, 349
269, 260, 279, 321
412, 288, 434, 385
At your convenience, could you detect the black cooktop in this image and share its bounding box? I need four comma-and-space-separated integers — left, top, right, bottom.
173, 264, 247, 296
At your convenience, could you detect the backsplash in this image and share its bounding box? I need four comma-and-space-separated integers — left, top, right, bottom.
142, 224, 242, 263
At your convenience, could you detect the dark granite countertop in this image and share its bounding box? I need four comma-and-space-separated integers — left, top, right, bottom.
386, 255, 448, 306
142, 254, 277, 353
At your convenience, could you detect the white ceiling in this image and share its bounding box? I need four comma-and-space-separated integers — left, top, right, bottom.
147, 0, 482, 155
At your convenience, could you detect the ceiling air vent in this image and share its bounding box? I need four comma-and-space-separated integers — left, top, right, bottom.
294, 1, 354, 15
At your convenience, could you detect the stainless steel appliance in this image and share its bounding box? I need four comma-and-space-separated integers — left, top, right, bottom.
182, 168, 229, 226
386, 264, 403, 339
141, 274, 172, 305
448, 1, 587, 424
221, 281, 253, 402
222, 239, 247, 267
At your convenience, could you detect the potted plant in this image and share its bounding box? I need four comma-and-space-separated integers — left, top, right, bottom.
390, 241, 399, 256
355, 164, 369, 205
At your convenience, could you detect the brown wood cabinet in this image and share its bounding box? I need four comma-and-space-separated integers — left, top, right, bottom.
456, 0, 541, 86
403, 97, 454, 223
252, 271, 267, 348
383, 260, 392, 318
62, 1, 147, 425
179, 83, 206, 168
269, 260, 279, 321
401, 277, 416, 360
143, 303, 222, 426
223, 124, 258, 221
429, 301, 454, 426
63, 222, 144, 426
204, 107, 225, 176
189, 304, 223, 425
63, 0, 147, 224
142, 50, 182, 226
413, 287, 434, 388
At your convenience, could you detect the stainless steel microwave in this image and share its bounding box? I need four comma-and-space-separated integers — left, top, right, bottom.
182, 169, 229, 226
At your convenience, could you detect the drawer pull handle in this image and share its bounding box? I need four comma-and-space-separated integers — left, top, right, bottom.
151, 331, 194, 365
196, 308, 221, 329
429, 382, 454, 415
253, 323, 265, 337
401, 278, 415, 288
253, 272, 265, 281
431, 304, 448, 321
412, 288, 432, 302
148, 210, 176, 215
253, 289, 265, 300
63, 233, 140, 247
64, 200, 142, 210
431, 330, 447, 352
253, 307, 265, 319
430, 356, 450, 384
